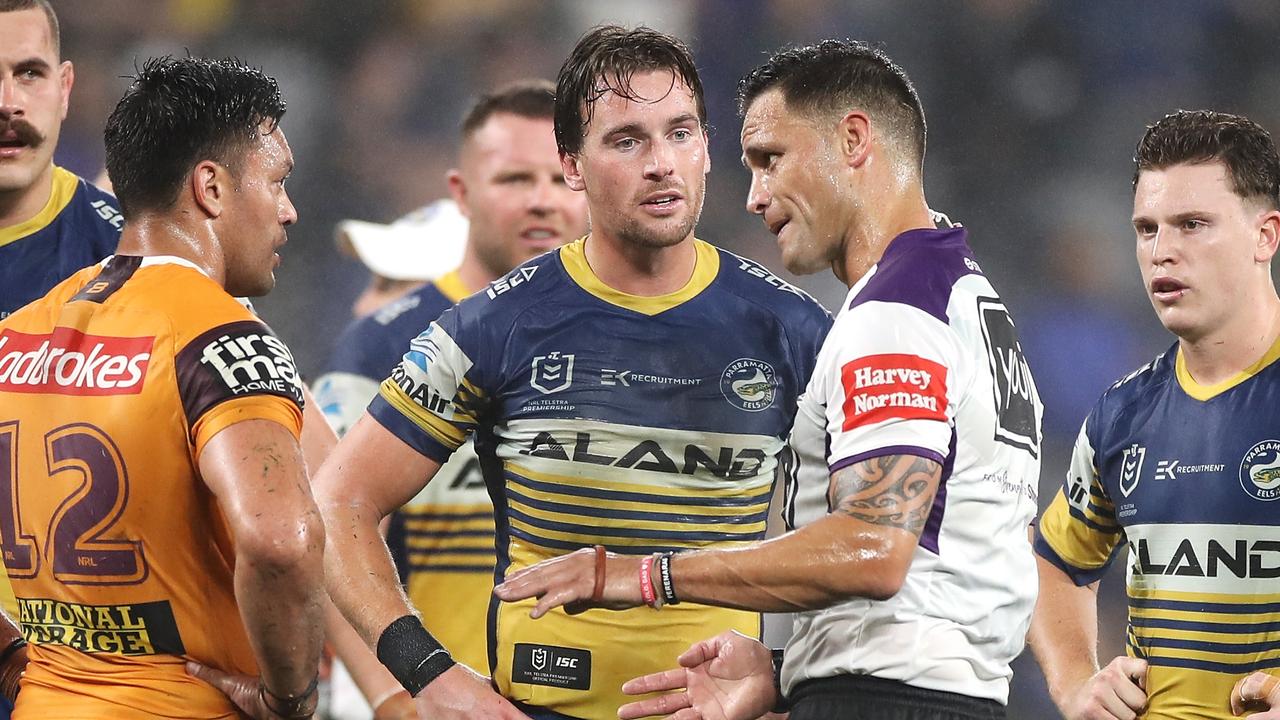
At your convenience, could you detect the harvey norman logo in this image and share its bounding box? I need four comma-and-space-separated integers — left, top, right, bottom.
0, 329, 153, 395
840, 353, 947, 430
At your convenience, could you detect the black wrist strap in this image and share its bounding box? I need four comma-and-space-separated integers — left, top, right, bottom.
376, 615, 456, 696
770, 647, 790, 714
259, 675, 319, 720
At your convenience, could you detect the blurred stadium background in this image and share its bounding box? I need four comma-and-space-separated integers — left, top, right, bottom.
50, 1, 1280, 716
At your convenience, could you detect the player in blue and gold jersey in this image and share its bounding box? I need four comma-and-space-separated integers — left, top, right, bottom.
315, 25, 831, 720
1033, 110, 1280, 720
313, 80, 588, 717
0, 1, 121, 320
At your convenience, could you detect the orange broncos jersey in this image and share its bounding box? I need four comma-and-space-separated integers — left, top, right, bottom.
0, 255, 305, 719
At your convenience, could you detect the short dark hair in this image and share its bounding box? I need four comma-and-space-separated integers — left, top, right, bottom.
0, 0, 61, 58
737, 39, 926, 167
554, 25, 705, 155
461, 79, 556, 139
104, 56, 286, 217
1133, 110, 1280, 209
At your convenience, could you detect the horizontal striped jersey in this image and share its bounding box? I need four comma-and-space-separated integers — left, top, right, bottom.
370, 238, 830, 719
783, 225, 1042, 704
1036, 339, 1280, 719
313, 270, 494, 672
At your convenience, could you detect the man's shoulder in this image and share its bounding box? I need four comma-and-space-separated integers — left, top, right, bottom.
850, 226, 980, 325
445, 251, 567, 330
327, 283, 457, 378
1088, 347, 1176, 436
708, 244, 831, 326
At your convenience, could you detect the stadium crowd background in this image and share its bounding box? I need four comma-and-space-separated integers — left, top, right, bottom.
43, 1, 1280, 716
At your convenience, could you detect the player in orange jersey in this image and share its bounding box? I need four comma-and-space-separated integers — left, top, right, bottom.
0, 56, 325, 718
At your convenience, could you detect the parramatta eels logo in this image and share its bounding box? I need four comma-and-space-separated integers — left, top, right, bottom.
530, 352, 574, 394
720, 358, 776, 412
1119, 443, 1145, 497
1240, 440, 1280, 501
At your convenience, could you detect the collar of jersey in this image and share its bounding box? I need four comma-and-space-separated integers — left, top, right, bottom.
0, 166, 79, 249
559, 236, 719, 316
1175, 333, 1280, 401
434, 269, 470, 303
102, 254, 209, 277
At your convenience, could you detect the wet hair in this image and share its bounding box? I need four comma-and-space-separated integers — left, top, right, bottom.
554, 24, 705, 155
461, 79, 556, 139
1133, 110, 1280, 209
104, 56, 286, 217
0, 0, 60, 58
737, 39, 926, 168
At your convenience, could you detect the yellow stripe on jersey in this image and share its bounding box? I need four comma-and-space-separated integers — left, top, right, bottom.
1176, 334, 1280, 401
433, 270, 470, 304
560, 237, 720, 316
1039, 489, 1121, 571
506, 461, 772, 511
379, 379, 467, 448
0, 167, 79, 248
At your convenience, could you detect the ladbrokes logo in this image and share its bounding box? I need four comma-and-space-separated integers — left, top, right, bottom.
841, 353, 947, 430
0, 329, 153, 395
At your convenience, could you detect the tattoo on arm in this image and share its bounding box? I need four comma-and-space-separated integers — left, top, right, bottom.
829, 455, 942, 536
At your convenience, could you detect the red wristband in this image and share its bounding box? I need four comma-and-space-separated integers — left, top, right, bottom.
591, 545, 606, 602
639, 555, 658, 607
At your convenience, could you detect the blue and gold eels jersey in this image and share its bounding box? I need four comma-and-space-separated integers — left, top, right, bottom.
313, 270, 496, 673
1, 167, 123, 319
369, 238, 831, 719
1036, 339, 1280, 720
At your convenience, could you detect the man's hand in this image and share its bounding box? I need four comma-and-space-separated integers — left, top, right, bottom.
617, 631, 776, 720
494, 547, 644, 618
1232, 671, 1280, 717
1058, 656, 1148, 720
186, 662, 312, 720
415, 664, 531, 719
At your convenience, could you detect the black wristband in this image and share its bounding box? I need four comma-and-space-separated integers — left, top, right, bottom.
259, 675, 319, 720
376, 615, 456, 696
657, 552, 679, 605
0, 637, 26, 667
770, 647, 790, 714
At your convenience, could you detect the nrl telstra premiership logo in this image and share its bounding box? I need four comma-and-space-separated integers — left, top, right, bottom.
1119, 443, 1146, 497
530, 352, 574, 394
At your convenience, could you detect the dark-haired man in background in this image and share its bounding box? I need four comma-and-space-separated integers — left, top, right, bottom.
314, 25, 830, 720
0, 56, 324, 719
498, 38, 1043, 720
1032, 110, 1280, 720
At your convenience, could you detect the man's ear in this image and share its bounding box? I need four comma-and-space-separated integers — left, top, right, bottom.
561, 151, 586, 192
1255, 207, 1280, 264
191, 160, 228, 218
446, 168, 471, 218
835, 110, 873, 169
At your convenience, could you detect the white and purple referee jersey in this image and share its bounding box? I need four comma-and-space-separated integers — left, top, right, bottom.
782, 219, 1043, 704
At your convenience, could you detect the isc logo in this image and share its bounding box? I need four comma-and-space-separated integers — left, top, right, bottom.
555, 656, 578, 668
486, 266, 538, 299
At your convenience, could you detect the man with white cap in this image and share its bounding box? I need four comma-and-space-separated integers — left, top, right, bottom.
312, 78, 588, 718
334, 198, 469, 320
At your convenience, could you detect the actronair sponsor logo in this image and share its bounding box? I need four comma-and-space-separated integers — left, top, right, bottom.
198, 330, 300, 398
840, 353, 947, 430
0, 329, 153, 395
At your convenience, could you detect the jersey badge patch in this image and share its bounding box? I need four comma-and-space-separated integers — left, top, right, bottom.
720, 358, 776, 412
531, 352, 574, 394
1240, 440, 1280, 501
0, 328, 153, 396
